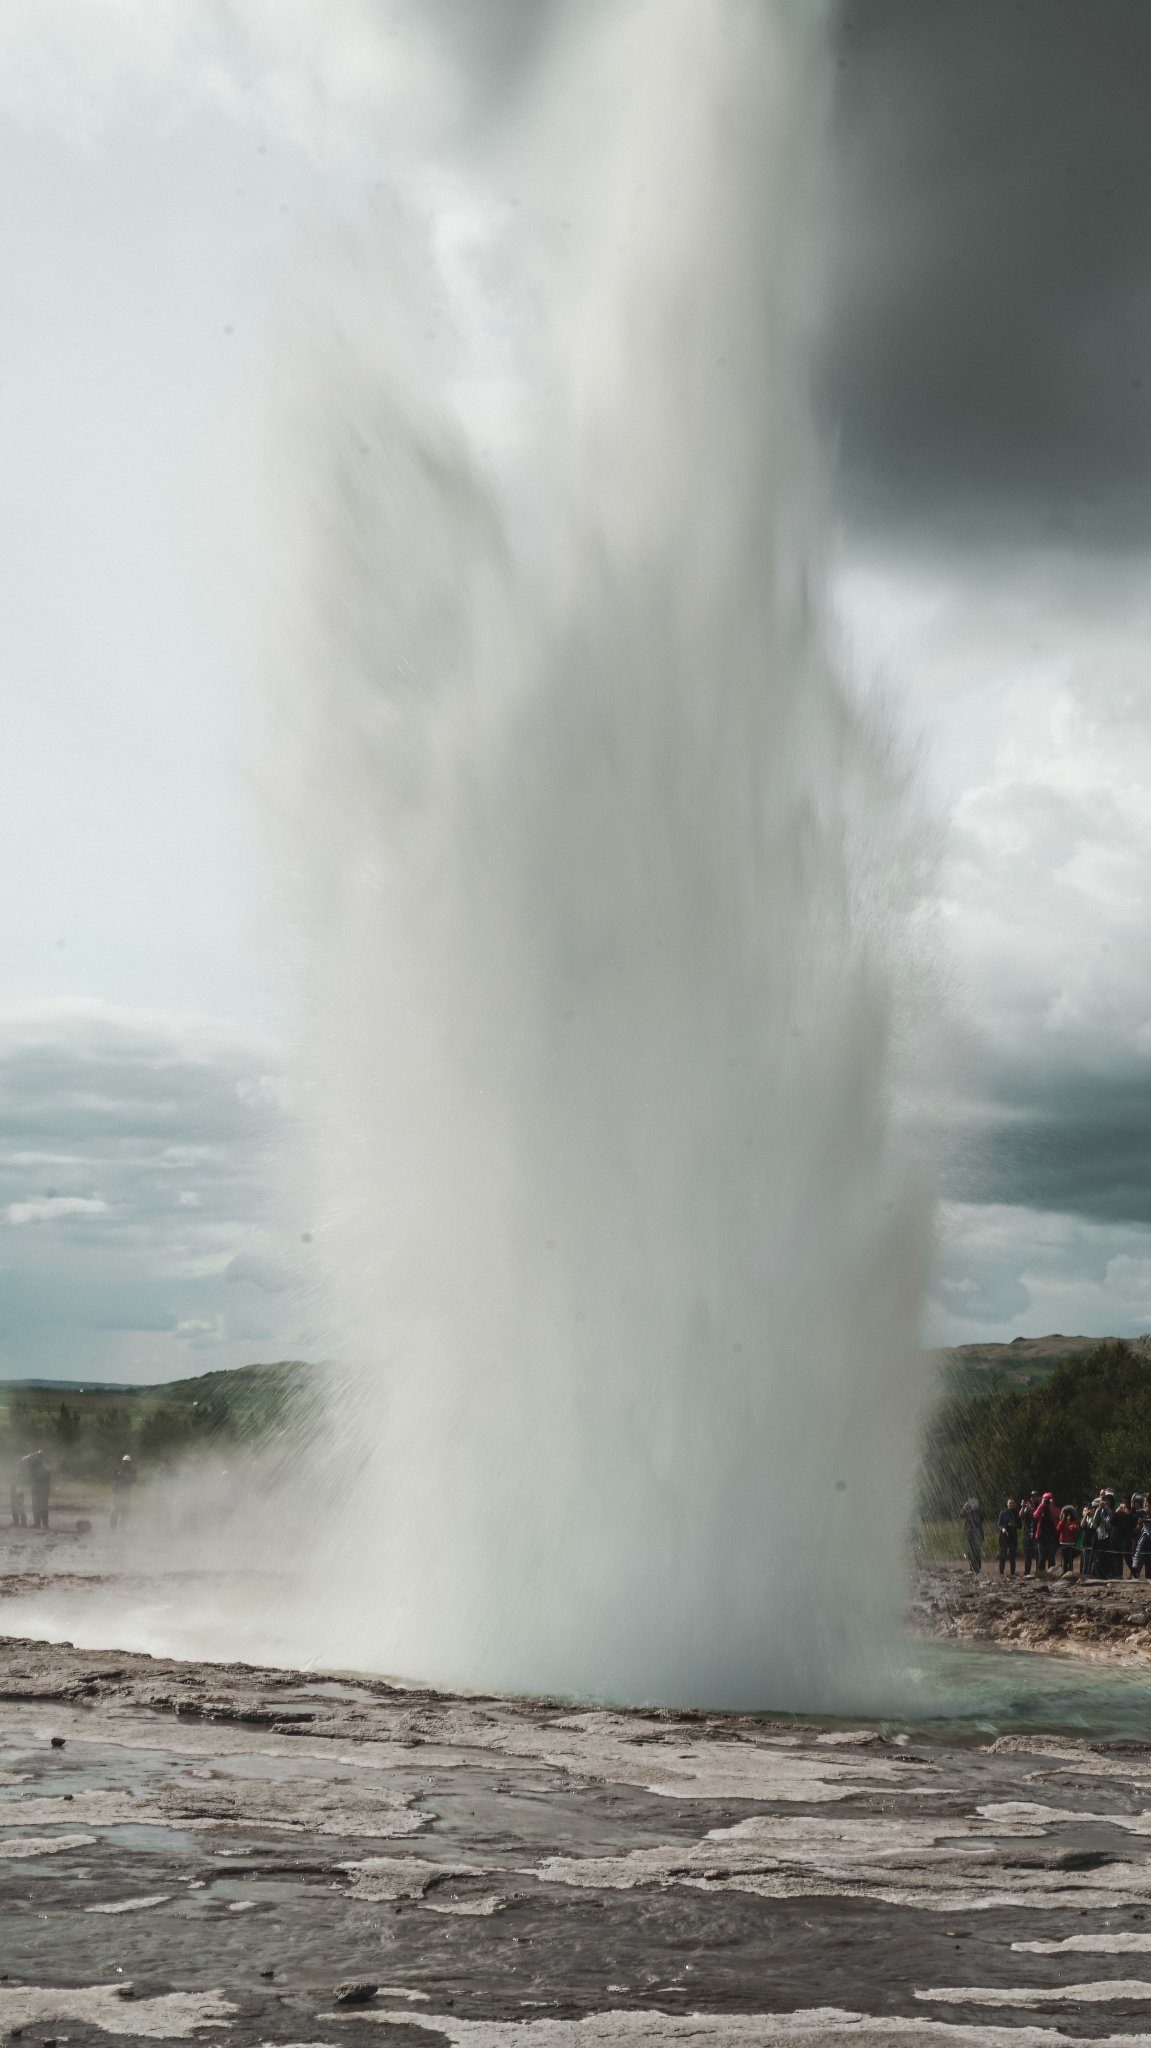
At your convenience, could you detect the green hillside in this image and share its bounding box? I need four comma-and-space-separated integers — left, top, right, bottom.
921, 1338, 1151, 1518
926, 1334, 1127, 1399
0, 1359, 324, 1484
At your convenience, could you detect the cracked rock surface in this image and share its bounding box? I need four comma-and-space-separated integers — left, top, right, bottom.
6, 1634, 1151, 2043
915, 1563, 1151, 1664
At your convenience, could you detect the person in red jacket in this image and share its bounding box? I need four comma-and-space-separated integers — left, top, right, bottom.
1057, 1504, 1079, 1575
1034, 1492, 1059, 1575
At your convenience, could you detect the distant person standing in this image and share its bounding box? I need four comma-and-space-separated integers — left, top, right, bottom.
1114, 1497, 1134, 1577
110, 1454, 137, 1529
1081, 1500, 1099, 1576
1057, 1504, 1079, 1575
997, 1498, 1020, 1576
23, 1449, 51, 1529
1122, 1499, 1138, 1572
9, 1467, 27, 1526
1021, 1492, 1040, 1577
1089, 1499, 1105, 1572
962, 1499, 984, 1573
1035, 1493, 1059, 1575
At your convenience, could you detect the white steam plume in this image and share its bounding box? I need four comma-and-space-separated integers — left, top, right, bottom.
267, 0, 934, 1709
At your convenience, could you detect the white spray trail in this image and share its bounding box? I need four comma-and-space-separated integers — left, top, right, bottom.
269, 0, 933, 1709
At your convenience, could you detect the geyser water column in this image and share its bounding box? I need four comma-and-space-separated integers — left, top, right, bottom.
271, 0, 933, 1708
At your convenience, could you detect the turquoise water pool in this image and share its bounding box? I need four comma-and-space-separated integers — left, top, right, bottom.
789, 1639, 1151, 1747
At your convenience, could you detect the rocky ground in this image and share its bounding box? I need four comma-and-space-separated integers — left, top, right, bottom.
915, 1563, 1151, 1666
5, 1533, 1151, 2045
6, 1627, 1151, 2046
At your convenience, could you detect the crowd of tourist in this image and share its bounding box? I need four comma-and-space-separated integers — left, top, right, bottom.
8, 1448, 239, 1532
961, 1491, 1151, 1578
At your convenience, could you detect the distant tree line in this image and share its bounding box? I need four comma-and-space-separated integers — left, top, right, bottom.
922, 1340, 1151, 1518
2, 1392, 236, 1479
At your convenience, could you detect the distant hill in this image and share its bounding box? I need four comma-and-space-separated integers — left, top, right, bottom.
7, 1342, 1150, 1411
0, 1359, 323, 1441
142, 1360, 323, 1416
0, 1360, 324, 1423
0, 1360, 330, 1476
926, 1334, 1151, 1398
0, 1378, 138, 1393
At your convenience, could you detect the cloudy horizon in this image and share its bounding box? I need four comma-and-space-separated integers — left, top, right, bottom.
3, 1, 1151, 1381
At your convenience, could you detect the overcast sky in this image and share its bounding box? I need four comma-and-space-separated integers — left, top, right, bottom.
2, 0, 1150, 1380
828, 0, 1151, 1340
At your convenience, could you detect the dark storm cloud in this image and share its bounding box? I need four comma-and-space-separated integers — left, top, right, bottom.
944, 1062, 1151, 1228
825, 0, 1151, 536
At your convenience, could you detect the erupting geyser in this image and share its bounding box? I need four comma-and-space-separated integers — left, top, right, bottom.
271, 0, 933, 1708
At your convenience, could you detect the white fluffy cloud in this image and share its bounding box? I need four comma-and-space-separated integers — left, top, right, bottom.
840, 544, 1151, 1062
8, 1196, 107, 1226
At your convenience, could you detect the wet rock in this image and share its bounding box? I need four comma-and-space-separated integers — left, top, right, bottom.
915, 1561, 1151, 1664
11, 1624, 1151, 2037
334, 1977, 379, 2004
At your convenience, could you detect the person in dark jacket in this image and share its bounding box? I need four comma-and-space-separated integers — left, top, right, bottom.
997, 1498, 1020, 1576
1021, 1492, 1040, 1576
23, 1449, 51, 1529
110, 1454, 137, 1530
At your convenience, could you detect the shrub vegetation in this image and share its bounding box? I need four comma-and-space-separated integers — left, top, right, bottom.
922, 1339, 1151, 1517
0, 1360, 315, 1488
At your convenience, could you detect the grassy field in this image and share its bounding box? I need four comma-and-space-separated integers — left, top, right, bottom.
917, 1519, 965, 1561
